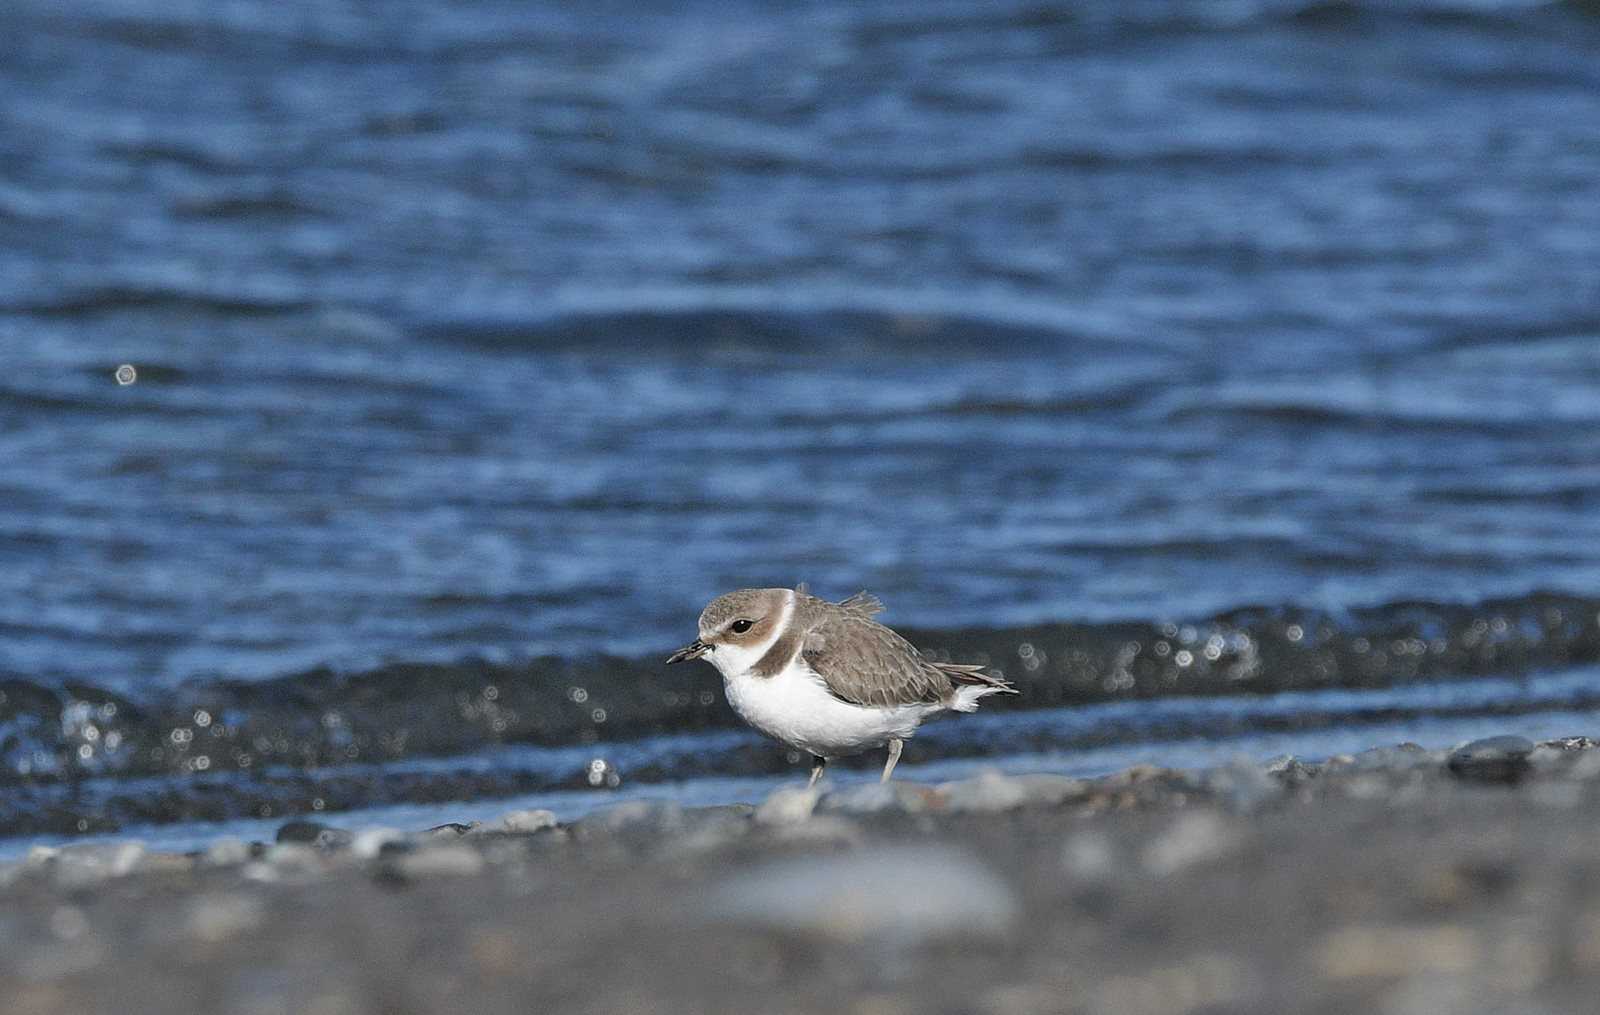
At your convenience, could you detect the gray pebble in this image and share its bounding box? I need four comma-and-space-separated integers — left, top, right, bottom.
1265, 754, 1319, 786
1197, 759, 1283, 813
755, 786, 819, 825
276, 820, 353, 850
937, 771, 1086, 813
1447, 735, 1535, 783
1528, 745, 1570, 770
1349, 743, 1433, 771
495, 808, 558, 834
1530, 781, 1583, 809
53, 841, 147, 887
707, 845, 1017, 943
1569, 750, 1600, 781
817, 781, 936, 816
244, 843, 340, 882
25, 845, 59, 868
1539, 735, 1597, 752
1061, 830, 1117, 882
262, 843, 325, 870
203, 837, 252, 867
663, 811, 752, 857
390, 845, 485, 879
574, 800, 685, 838
1142, 811, 1242, 875
766, 815, 863, 847
186, 892, 266, 944
350, 827, 410, 859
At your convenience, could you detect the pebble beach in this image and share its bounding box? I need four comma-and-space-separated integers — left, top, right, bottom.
7, 1, 1600, 1011
6, 732, 1597, 1015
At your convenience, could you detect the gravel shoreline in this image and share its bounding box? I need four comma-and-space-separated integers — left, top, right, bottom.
4, 733, 1599, 1014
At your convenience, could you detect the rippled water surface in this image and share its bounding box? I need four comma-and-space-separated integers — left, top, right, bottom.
3, 0, 1600, 845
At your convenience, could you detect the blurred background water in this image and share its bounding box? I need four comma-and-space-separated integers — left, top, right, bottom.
3, 0, 1600, 848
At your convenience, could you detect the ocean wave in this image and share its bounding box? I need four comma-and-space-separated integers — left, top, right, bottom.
2, 591, 1594, 789
9, 285, 311, 318
414, 306, 1096, 358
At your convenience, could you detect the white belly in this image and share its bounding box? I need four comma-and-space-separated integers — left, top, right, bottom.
722, 658, 943, 758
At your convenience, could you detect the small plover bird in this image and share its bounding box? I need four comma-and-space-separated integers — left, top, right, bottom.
667, 586, 1017, 786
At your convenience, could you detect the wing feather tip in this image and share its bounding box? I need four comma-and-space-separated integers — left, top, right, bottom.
838, 590, 885, 617
933, 661, 1019, 694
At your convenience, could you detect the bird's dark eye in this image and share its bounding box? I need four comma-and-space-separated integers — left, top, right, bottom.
730, 619, 754, 634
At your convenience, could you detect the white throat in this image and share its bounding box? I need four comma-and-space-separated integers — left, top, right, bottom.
705, 589, 795, 680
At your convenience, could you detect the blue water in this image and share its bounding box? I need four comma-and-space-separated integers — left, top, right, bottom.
2, 0, 1599, 845
5, 666, 1598, 859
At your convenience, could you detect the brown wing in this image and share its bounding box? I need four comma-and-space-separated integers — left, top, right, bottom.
796, 593, 949, 708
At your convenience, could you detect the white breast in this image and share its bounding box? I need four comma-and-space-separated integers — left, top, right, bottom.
722, 656, 944, 759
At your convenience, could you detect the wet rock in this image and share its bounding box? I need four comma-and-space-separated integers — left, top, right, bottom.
1264, 754, 1318, 787
423, 821, 479, 837
1531, 736, 1598, 772
276, 820, 353, 850
1539, 735, 1597, 752
755, 786, 819, 825
707, 845, 1017, 943
1447, 736, 1535, 783
1142, 811, 1242, 876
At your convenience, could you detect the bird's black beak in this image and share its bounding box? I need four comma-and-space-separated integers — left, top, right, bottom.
666, 639, 709, 665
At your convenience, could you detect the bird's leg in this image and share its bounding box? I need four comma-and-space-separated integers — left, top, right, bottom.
881, 738, 903, 783
807, 755, 827, 789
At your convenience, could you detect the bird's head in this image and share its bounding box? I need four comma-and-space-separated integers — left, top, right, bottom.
666, 587, 792, 677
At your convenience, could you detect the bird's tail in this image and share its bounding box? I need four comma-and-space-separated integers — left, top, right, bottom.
934, 663, 1018, 712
